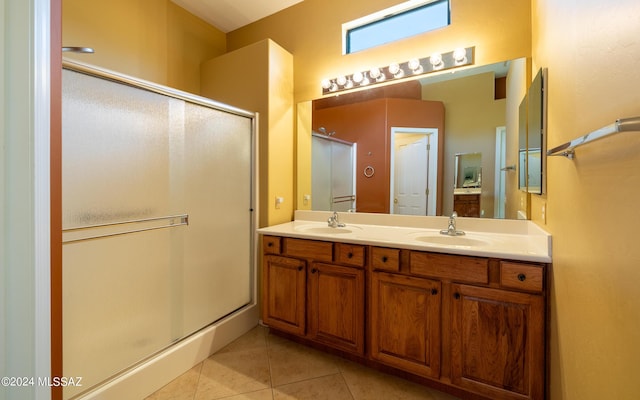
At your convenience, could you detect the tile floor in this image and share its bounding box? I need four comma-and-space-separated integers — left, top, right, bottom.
146, 325, 461, 400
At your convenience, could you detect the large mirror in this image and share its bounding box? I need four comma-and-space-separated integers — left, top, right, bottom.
298, 58, 532, 219
517, 67, 547, 195
526, 68, 547, 195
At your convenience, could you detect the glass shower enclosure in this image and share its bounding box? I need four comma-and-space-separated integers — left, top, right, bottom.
61, 61, 256, 398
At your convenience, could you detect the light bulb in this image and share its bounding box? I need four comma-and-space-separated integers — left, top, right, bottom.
369, 67, 381, 79
408, 58, 421, 71
352, 71, 364, 83
430, 53, 443, 70
388, 62, 400, 76
336, 75, 347, 86
453, 48, 467, 64
321, 79, 332, 90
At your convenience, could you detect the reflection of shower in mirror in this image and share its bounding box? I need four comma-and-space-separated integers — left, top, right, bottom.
315, 126, 336, 136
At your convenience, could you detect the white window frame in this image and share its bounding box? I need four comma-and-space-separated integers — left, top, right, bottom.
342, 0, 450, 55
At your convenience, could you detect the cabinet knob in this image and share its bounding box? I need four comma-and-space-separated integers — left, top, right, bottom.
311, 268, 317, 274
297, 266, 303, 271
267, 242, 273, 247
347, 252, 353, 258
431, 288, 438, 295
518, 273, 527, 281
454, 292, 461, 300
382, 256, 388, 263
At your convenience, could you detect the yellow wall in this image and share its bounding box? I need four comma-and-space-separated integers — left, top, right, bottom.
63, 0, 226, 93
533, 0, 640, 398
228, 0, 532, 102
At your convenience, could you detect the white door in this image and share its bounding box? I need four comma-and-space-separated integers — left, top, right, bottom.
395, 136, 428, 215
390, 128, 438, 216
494, 126, 507, 218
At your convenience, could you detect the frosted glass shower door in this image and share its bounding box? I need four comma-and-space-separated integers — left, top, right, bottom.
62, 65, 254, 398
311, 135, 356, 211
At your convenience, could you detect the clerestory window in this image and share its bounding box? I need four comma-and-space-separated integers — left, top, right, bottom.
343, 0, 451, 54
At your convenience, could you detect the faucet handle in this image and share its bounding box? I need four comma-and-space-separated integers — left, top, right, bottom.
451, 211, 458, 218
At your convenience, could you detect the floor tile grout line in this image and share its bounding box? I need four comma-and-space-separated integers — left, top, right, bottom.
271, 371, 345, 390
193, 361, 204, 400
339, 370, 357, 400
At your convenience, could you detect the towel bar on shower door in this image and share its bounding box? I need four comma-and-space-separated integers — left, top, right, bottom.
62, 214, 189, 243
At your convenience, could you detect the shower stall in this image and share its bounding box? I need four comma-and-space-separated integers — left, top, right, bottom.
61, 61, 257, 399
311, 134, 356, 212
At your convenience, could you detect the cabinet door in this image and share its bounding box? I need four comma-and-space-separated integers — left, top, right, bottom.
370, 272, 441, 378
262, 255, 306, 336
308, 262, 365, 355
450, 284, 544, 400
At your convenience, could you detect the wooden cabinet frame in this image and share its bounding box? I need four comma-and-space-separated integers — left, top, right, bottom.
261, 236, 548, 400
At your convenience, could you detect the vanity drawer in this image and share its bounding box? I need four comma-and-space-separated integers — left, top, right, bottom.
500, 262, 544, 293
335, 243, 366, 267
409, 252, 489, 284
263, 236, 281, 254
371, 247, 401, 272
284, 238, 333, 262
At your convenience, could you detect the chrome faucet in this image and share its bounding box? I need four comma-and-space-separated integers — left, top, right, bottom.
327, 211, 346, 228
440, 211, 465, 236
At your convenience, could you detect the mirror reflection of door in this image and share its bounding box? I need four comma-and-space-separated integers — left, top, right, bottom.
494, 126, 507, 218
311, 134, 356, 212
390, 127, 439, 216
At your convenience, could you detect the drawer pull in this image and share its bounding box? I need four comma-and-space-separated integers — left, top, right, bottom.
382, 256, 388, 262
348, 252, 353, 258
311, 268, 317, 274
431, 288, 438, 295
454, 292, 461, 300
518, 273, 527, 281
297, 266, 303, 271
267, 242, 273, 247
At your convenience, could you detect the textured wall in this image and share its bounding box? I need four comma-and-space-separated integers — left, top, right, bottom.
533, 0, 640, 398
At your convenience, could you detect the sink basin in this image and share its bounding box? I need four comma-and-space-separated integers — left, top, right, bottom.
413, 234, 488, 247
294, 225, 356, 234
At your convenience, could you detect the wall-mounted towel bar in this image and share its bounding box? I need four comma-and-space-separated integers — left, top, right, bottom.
547, 116, 640, 159
500, 165, 516, 171
62, 214, 189, 243
332, 195, 356, 204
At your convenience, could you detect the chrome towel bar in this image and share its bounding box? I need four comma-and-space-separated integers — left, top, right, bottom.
547, 116, 640, 159
62, 214, 189, 243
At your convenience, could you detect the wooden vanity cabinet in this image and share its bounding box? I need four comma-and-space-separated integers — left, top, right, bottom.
261, 235, 547, 400
308, 262, 365, 354
409, 252, 546, 400
261, 236, 365, 355
370, 270, 442, 378
262, 254, 306, 335
450, 284, 544, 400
453, 193, 481, 217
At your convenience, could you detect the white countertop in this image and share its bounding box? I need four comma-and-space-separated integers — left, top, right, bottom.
257, 210, 552, 263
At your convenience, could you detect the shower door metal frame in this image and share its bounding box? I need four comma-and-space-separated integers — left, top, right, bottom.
61, 59, 259, 396
63, 57, 258, 301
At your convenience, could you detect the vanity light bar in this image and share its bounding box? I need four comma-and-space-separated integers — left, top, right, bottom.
321, 46, 474, 95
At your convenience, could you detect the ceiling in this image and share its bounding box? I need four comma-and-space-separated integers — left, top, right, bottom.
171, 0, 304, 33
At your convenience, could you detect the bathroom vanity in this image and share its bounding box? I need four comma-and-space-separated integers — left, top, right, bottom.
257, 211, 551, 400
